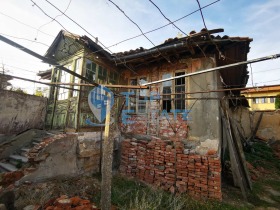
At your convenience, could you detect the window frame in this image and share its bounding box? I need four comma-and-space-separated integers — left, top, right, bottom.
128, 76, 148, 114
161, 69, 187, 113
72, 58, 82, 97
57, 63, 72, 101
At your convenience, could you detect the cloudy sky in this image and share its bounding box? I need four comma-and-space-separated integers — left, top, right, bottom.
0, 0, 280, 93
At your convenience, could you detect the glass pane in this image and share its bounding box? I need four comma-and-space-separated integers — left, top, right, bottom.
175, 72, 185, 85
162, 73, 172, 87
139, 77, 147, 96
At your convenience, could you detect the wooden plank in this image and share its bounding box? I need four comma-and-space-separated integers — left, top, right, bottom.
47, 82, 149, 89
220, 101, 248, 200
229, 117, 252, 190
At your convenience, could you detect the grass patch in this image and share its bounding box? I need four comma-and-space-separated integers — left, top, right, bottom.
245, 141, 280, 172
106, 175, 247, 210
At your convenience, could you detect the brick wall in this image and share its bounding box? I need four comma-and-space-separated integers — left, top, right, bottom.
120, 137, 222, 200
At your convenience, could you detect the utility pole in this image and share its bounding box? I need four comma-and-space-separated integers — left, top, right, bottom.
100, 93, 116, 210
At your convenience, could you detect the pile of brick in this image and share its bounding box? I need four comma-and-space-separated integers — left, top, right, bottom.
120, 138, 222, 200
43, 195, 99, 210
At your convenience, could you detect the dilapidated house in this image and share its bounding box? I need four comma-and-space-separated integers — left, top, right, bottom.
39, 28, 252, 199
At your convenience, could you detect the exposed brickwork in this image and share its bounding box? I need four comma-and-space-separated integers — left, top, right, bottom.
120, 138, 222, 200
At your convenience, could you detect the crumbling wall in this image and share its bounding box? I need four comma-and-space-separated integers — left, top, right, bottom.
0, 90, 47, 135
230, 107, 280, 141
121, 57, 222, 147
254, 112, 280, 141
120, 138, 222, 200
20, 133, 102, 183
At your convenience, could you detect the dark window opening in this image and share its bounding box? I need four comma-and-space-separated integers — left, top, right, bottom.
175, 72, 185, 110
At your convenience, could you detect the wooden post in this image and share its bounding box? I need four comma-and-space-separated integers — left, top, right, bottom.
101, 93, 114, 210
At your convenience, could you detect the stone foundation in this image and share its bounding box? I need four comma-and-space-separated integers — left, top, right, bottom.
120, 138, 222, 200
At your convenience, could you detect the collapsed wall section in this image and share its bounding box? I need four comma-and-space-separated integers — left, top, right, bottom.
120, 138, 222, 200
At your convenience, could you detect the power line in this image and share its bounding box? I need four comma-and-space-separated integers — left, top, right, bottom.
255, 78, 280, 84
253, 67, 280, 74
44, 0, 110, 53
41, 0, 138, 75
30, 0, 68, 31
108, 0, 173, 64
249, 64, 254, 87
35, 0, 72, 40
0, 32, 50, 47
195, 0, 224, 59
148, 0, 187, 36
107, 0, 220, 48
41, 0, 218, 61
0, 11, 54, 38
147, 0, 207, 58
4, 64, 39, 74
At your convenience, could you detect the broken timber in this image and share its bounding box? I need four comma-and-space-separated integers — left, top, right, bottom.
220, 100, 252, 200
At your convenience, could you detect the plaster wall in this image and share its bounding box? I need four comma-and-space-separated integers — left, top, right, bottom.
0, 90, 47, 135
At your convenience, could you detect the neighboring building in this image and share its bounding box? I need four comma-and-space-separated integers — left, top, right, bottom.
242, 85, 280, 111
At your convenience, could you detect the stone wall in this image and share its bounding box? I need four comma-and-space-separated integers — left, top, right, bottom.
0, 90, 47, 135
119, 137, 222, 200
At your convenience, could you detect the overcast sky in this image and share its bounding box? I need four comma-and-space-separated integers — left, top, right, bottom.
0, 0, 280, 93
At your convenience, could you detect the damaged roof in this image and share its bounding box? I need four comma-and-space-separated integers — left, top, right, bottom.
112, 28, 252, 62
44, 30, 111, 61
41, 28, 252, 88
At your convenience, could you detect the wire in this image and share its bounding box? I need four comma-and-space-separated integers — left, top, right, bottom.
0, 11, 54, 38
254, 67, 280, 73
147, 0, 208, 58
4, 64, 39, 74
249, 64, 254, 87
44, 0, 110, 52
107, 0, 220, 49
43, 0, 138, 75
0, 32, 50, 47
195, 0, 224, 59
148, 0, 187, 36
108, 0, 173, 64
30, 0, 69, 31
35, 0, 72, 40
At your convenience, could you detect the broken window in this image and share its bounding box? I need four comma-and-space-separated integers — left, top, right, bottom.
175, 72, 186, 110
73, 58, 81, 97
58, 64, 71, 100
85, 59, 96, 82
109, 71, 119, 84
129, 77, 148, 113
162, 73, 172, 112
98, 66, 107, 84
138, 77, 148, 113
129, 79, 137, 112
